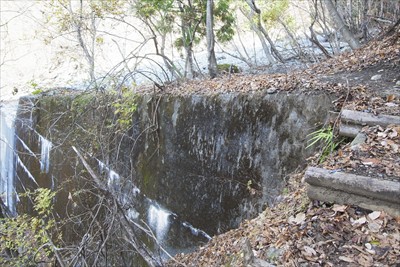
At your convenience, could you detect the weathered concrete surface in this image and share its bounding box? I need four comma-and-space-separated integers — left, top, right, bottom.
305, 167, 400, 216
15, 91, 334, 236
129, 92, 333, 234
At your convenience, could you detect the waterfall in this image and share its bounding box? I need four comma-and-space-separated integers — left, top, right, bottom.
96, 159, 211, 245
39, 134, 52, 173
148, 204, 171, 242
0, 102, 18, 215
97, 159, 122, 191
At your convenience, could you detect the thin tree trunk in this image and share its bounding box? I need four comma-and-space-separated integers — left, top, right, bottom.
309, 0, 332, 58
362, 0, 369, 41
243, 1, 284, 63
324, 0, 360, 50
259, 26, 285, 62
178, 1, 195, 79
309, 26, 332, 58
240, 7, 275, 64
206, 0, 217, 78
278, 18, 306, 60
184, 45, 195, 79
75, 0, 95, 85
144, 17, 182, 79
160, 34, 182, 79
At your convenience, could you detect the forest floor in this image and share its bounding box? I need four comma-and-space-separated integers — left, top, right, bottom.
166, 28, 400, 266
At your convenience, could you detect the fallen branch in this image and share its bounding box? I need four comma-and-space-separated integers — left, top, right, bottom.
72, 146, 163, 267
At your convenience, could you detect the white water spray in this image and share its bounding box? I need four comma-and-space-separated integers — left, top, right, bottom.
0, 102, 18, 215
39, 134, 52, 173
148, 204, 171, 242
97, 159, 122, 190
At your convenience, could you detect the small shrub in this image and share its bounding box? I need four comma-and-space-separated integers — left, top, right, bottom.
217, 63, 241, 74
306, 126, 343, 163
112, 88, 137, 131
32, 88, 43, 95
0, 188, 60, 266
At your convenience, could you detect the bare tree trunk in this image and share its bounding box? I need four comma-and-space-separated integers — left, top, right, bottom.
160, 34, 182, 79
324, 0, 360, 50
259, 26, 285, 62
243, 1, 284, 63
146, 19, 182, 79
240, 7, 275, 64
278, 18, 306, 60
206, 0, 217, 78
361, 0, 369, 41
177, 1, 196, 79
75, 0, 96, 85
184, 46, 195, 79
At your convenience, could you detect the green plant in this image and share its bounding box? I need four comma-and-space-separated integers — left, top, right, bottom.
282, 187, 289, 195
217, 63, 240, 74
306, 126, 342, 163
28, 79, 44, 95
71, 93, 95, 114
32, 88, 43, 95
112, 88, 137, 131
0, 188, 60, 266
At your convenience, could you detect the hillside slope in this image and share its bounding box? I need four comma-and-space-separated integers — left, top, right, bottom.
167, 25, 400, 267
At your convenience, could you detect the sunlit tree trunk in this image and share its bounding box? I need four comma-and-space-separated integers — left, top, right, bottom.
178, 1, 195, 79
206, 0, 217, 78
75, 0, 96, 85
243, 0, 284, 63
324, 0, 360, 50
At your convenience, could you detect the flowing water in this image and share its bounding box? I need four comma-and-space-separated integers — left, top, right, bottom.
0, 101, 18, 216
0, 98, 212, 265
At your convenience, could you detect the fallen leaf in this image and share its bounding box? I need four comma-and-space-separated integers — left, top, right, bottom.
368, 211, 381, 220
288, 212, 306, 225
358, 254, 373, 267
388, 130, 398, 138
339, 256, 354, 263
361, 158, 381, 165
366, 248, 376, 255
332, 204, 347, 212
386, 94, 395, 102
368, 220, 383, 232
303, 246, 317, 257
377, 132, 387, 138
352, 216, 367, 226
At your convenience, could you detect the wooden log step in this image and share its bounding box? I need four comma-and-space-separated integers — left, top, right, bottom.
304, 167, 400, 204
339, 110, 400, 138
307, 184, 400, 217
341, 110, 400, 127
339, 123, 362, 138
